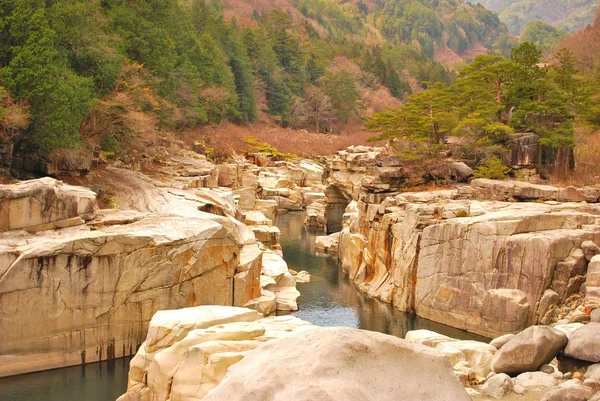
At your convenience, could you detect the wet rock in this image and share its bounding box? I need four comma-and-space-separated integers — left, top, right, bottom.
491, 326, 568, 375
295, 271, 311, 283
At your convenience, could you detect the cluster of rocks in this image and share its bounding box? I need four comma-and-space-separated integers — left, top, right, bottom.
118, 305, 472, 401
305, 145, 475, 233
406, 322, 600, 401
0, 152, 321, 377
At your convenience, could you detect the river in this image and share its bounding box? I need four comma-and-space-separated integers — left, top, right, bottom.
0, 211, 485, 401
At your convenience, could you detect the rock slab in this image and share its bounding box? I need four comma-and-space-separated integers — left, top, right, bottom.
203, 326, 472, 401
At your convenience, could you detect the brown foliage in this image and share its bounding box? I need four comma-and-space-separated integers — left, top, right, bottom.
0, 89, 29, 141
180, 121, 377, 159
555, 10, 600, 72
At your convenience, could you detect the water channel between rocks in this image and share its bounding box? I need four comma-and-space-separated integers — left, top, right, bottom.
0, 211, 486, 401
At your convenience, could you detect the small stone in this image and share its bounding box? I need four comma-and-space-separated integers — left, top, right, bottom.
582, 241, 600, 261
540, 385, 594, 401
583, 378, 600, 389
482, 373, 513, 399
585, 364, 600, 380
489, 334, 515, 350
591, 309, 600, 323
513, 372, 557, 391
486, 372, 497, 380
513, 384, 526, 394
540, 364, 555, 374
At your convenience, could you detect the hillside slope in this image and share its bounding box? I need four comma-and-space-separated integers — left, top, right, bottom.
469, 0, 599, 34
0, 0, 513, 169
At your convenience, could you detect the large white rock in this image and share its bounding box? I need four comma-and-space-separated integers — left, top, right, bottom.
0, 171, 271, 377
202, 327, 472, 401
118, 306, 313, 401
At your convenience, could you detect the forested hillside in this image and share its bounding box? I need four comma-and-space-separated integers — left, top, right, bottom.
468, 0, 598, 34
0, 0, 513, 160
366, 39, 600, 176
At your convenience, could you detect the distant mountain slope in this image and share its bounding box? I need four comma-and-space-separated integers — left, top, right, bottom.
468, 0, 599, 34
0, 0, 514, 160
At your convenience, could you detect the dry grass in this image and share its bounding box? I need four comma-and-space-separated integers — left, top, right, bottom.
179, 121, 379, 159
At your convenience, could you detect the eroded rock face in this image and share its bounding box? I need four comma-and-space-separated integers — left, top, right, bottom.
337, 180, 600, 337
117, 306, 313, 401
0, 170, 272, 377
202, 326, 472, 401
0, 213, 263, 377
0, 177, 97, 231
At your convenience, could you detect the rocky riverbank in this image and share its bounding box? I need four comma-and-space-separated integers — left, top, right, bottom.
117, 305, 472, 401
0, 152, 324, 377
117, 304, 600, 401
310, 147, 600, 339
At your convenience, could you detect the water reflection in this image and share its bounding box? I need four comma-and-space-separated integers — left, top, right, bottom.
0, 357, 131, 401
276, 212, 488, 342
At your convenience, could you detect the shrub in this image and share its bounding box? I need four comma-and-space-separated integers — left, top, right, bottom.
474, 157, 511, 179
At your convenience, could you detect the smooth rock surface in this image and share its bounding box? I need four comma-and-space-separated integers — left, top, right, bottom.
564, 323, 600, 362
513, 372, 557, 391
203, 326, 472, 401
491, 326, 568, 375
540, 385, 595, 401
0, 177, 97, 231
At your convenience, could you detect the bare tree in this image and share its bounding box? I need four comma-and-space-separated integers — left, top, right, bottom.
302, 86, 335, 133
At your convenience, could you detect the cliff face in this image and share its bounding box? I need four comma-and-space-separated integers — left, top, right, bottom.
0, 173, 263, 377
336, 179, 600, 338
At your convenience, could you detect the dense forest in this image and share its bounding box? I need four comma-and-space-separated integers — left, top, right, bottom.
468, 0, 598, 34
0, 0, 515, 158
366, 36, 600, 175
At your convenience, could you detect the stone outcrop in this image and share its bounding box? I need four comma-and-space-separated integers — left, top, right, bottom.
117, 305, 313, 401
202, 326, 471, 401
0, 152, 311, 377
335, 178, 600, 337
0, 203, 263, 377
0, 177, 97, 231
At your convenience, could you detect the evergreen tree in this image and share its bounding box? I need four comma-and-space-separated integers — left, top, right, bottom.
0, 0, 94, 152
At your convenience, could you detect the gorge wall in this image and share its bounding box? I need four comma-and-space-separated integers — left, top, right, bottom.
318, 147, 600, 338
0, 152, 324, 377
